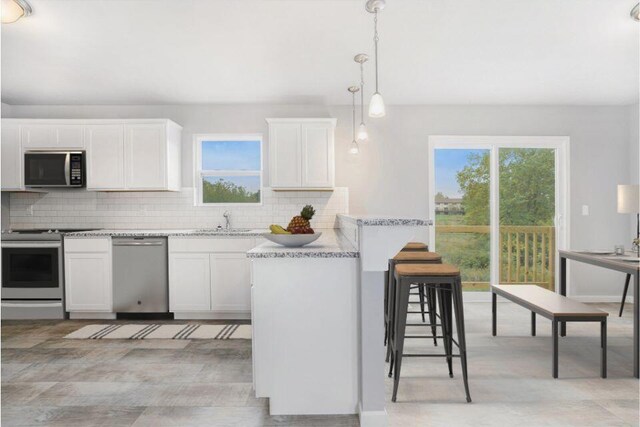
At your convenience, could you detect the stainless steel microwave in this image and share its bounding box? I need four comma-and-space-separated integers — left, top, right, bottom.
24, 151, 85, 188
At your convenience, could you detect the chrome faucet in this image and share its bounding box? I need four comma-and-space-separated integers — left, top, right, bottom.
223, 211, 231, 230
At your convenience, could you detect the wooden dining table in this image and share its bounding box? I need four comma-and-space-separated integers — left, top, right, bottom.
559, 250, 640, 378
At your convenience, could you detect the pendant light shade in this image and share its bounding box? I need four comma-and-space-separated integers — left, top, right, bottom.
632, 3, 640, 21
349, 141, 360, 154
1, 0, 32, 24
369, 92, 386, 118
357, 123, 369, 141
366, 0, 386, 118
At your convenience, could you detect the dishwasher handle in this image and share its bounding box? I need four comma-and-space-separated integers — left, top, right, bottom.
113, 241, 165, 246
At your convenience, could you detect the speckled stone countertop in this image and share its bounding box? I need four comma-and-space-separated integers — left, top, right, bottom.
247, 229, 358, 259
337, 214, 432, 227
64, 229, 268, 238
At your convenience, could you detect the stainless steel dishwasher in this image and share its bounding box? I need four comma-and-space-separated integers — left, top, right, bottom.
112, 237, 168, 313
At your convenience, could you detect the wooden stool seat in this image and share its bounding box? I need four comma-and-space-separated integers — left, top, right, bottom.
393, 251, 442, 262
402, 242, 428, 251
395, 263, 460, 277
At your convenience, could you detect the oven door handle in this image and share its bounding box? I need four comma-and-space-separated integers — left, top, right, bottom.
64, 152, 71, 186
1, 302, 62, 308
1, 242, 61, 248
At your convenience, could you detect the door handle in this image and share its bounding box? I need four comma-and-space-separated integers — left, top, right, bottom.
64, 153, 71, 186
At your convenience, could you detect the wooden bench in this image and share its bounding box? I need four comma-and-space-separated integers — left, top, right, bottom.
491, 284, 608, 378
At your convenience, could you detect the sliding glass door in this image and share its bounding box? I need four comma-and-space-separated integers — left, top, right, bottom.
429, 137, 568, 294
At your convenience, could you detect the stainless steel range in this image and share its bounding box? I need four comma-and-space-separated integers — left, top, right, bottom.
1, 228, 96, 319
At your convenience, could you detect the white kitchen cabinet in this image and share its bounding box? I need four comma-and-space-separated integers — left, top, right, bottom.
85, 125, 125, 190
1, 123, 22, 191
0, 118, 182, 193
267, 118, 336, 190
64, 238, 112, 312
125, 124, 167, 190
21, 124, 85, 149
168, 237, 258, 318
210, 253, 252, 312
168, 253, 212, 312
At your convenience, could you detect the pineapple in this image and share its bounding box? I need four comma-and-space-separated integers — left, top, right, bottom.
287, 205, 315, 231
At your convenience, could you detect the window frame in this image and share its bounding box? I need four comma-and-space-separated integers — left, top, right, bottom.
193, 134, 264, 207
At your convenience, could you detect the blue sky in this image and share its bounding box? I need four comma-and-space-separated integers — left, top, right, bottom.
202, 140, 260, 171
434, 149, 487, 198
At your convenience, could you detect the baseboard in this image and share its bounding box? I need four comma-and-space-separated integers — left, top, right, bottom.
173, 311, 251, 320
358, 403, 388, 427
69, 312, 117, 320
570, 295, 634, 303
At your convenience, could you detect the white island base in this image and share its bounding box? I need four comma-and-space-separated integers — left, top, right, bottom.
251, 255, 359, 415
249, 217, 431, 426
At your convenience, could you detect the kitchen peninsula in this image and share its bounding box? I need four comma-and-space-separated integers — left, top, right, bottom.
248, 214, 431, 427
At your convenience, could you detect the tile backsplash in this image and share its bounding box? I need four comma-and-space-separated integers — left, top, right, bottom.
7, 187, 348, 230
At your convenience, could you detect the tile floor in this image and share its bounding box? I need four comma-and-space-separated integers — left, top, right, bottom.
2, 302, 638, 426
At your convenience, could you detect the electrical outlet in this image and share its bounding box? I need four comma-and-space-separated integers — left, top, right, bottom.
581, 205, 589, 216
27, 205, 33, 216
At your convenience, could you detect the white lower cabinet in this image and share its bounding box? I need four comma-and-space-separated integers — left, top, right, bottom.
168, 237, 258, 318
64, 238, 112, 312
169, 253, 211, 312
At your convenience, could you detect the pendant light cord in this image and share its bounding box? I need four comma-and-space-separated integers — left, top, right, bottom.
352, 92, 356, 141
374, 10, 379, 93
360, 63, 365, 124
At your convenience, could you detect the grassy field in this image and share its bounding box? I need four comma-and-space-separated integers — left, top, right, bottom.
435, 214, 490, 290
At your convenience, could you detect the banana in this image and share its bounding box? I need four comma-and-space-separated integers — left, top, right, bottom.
269, 224, 291, 234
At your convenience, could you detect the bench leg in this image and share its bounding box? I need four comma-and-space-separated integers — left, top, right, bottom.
492, 292, 497, 336
531, 312, 536, 336
601, 318, 607, 379
552, 320, 559, 378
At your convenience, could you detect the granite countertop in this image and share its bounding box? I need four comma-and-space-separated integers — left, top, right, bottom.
64, 229, 269, 238
247, 229, 359, 259
338, 214, 432, 227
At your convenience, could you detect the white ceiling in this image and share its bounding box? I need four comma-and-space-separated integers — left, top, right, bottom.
1, 0, 639, 106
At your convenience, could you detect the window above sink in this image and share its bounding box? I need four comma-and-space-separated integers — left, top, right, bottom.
194, 134, 263, 206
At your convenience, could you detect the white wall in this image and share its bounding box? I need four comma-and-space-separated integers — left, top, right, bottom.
3, 103, 635, 300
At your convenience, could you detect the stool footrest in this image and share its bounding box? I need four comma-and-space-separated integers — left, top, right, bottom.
402, 353, 461, 358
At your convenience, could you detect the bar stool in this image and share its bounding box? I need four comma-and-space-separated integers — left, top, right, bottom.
402, 242, 428, 251
385, 251, 442, 364
389, 263, 471, 403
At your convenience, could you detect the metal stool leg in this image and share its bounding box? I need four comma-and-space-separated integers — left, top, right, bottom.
619, 274, 631, 317
384, 264, 389, 346
392, 276, 411, 402
452, 277, 472, 403
427, 287, 438, 346
386, 266, 396, 365
419, 284, 426, 322
601, 318, 607, 379
436, 286, 454, 378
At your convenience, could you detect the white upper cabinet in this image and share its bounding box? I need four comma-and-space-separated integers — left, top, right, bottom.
21, 124, 85, 149
0, 119, 182, 192
85, 125, 125, 190
267, 118, 336, 190
1, 123, 22, 191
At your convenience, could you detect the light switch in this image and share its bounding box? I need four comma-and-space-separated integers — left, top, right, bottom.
581, 205, 589, 216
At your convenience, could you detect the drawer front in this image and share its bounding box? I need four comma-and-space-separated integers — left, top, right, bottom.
64, 237, 111, 253
169, 237, 256, 253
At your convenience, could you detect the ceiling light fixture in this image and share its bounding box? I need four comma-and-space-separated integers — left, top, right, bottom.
348, 86, 360, 154
1, 0, 32, 24
366, 0, 386, 118
631, 3, 640, 21
354, 54, 369, 142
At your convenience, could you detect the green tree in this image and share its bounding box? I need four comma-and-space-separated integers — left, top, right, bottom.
456, 148, 555, 226
203, 179, 260, 203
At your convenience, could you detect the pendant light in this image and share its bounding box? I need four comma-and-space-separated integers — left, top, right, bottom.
354, 54, 369, 141
1, 0, 32, 24
632, 3, 640, 21
366, 0, 386, 118
348, 86, 360, 154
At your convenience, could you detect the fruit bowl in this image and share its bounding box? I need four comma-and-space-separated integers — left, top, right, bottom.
263, 232, 322, 247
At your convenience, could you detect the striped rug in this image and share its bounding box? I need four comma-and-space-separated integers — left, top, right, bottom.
64, 324, 251, 340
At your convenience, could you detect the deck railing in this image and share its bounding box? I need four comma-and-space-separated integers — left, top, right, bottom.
435, 225, 555, 291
